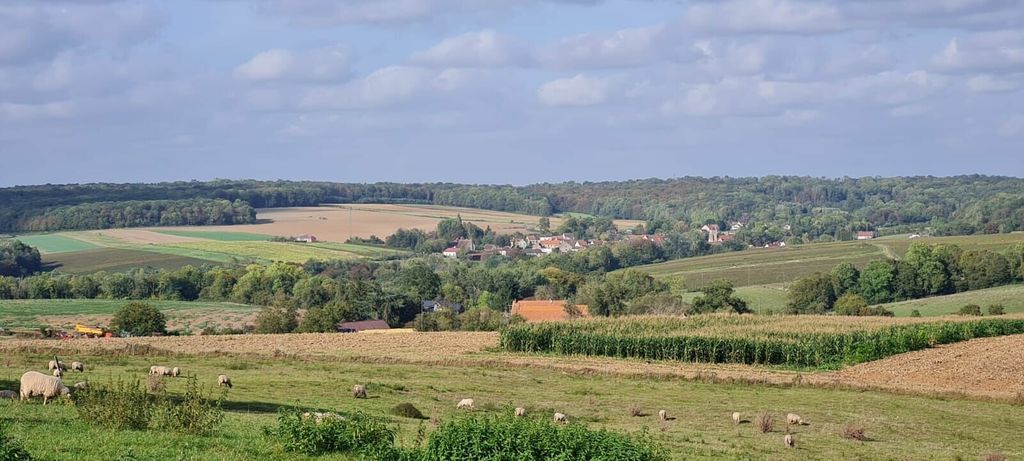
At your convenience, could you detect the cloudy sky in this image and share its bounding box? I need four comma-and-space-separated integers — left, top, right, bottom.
2, 0, 1023, 186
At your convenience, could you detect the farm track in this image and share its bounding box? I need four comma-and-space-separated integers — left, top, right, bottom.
3, 330, 1022, 402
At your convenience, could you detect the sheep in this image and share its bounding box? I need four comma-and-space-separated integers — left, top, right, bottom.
658, 410, 668, 421
20, 371, 69, 405
0, 390, 17, 400
302, 412, 342, 424
514, 407, 527, 418
732, 412, 742, 424
71, 361, 85, 372
784, 434, 795, 448
352, 384, 367, 399
73, 382, 88, 391
52, 368, 63, 378
787, 413, 804, 426
554, 412, 568, 424
456, 398, 474, 409
47, 360, 65, 371
149, 365, 167, 375
218, 374, 232, 388
171, 367, 181, 377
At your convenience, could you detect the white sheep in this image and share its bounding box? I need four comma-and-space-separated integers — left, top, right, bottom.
784, 434, 795, 448
73, 382, 88, 391
218, 375, 232, 388
171, 367, 181, 377
71, 361, 85, 372
47, 360, 65, 371
352, 384, 367, 399
52, 368, 63, 378
150, 366, 174, 376
457, 398, 474, 409
514, 407, 527, 418
658, 410, 668, 421
20, 371, 69, 405
554, 412, 568, 424
732, 412, 741, 424
303, 412, 341, 424
0, 390, 17, 399
787, 413, 804, 426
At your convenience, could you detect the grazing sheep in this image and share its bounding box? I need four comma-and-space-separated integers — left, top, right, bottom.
73, 382, 88, 391
150, 365, 168, 375
352, 384, 367, 399
732, 412, 741, 424
171, 367, 181, 377
787, 413, 804, 426
784, 434, 795, 448
456, 398, 474, 409
218, 375, 232, 388
71, 361, 84, 372
20, 371, 69, 405
47, 360, 65, 371
0, 390, 17, 399
514, 407, 527, 418
52, 368, 63, 378
302, 411, 341, 424
554, 412, 568, 424
658, 410, 668, 421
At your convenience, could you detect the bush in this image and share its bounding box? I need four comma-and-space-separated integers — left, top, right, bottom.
755, 412, 774, 433
146, 374, 166, 394
389, 403, 427, 420
111, 302, 166, 336
988, 304, 1006, 315
910, 310, 922, 317
255, 305, 299, 334
840, 424, 867, 441
273, 409, 399, 457
74, 379, 155, 430
958, 304, 983, 316
0, 421, 32, 461
420, 412, 666, 461
153, 377, 225, 435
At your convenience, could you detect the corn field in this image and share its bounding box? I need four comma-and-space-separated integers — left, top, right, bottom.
499, 314, 1024, 368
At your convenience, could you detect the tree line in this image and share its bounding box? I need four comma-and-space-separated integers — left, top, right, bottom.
10, 199, 256, 232
786, 242, 1024, 315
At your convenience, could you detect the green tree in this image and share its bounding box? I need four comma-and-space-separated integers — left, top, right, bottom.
111, 302, 167, 336
786, 272, 836, 314
833, 293, 869, 316
959, 250, 1012, 291
691, 280, 750, 314
858, 260, 896, 304
399, 263, 441, 301
830, 262, 860, 297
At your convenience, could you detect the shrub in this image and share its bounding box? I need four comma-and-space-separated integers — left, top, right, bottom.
421, 413, 666, 461
74, 379, 155, 430
629, 405, 644, 417
840, 424, 867, 441
146, 374, 166, 394
958, 304, 983, 316
111, 302, 166, 336
255, 305, 298, 334
154, 377, 225, 435
389, 403, 427, 420
910, 310, 922, 317
0, 421, 32, 461
988, 304, 1006, 315
755, 412, 774, 433
274, 409, 398, 457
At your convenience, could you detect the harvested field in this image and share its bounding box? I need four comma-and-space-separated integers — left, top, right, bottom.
823, 334, 1024, 399
43, 248, 212, 274
79, 228, 206, 245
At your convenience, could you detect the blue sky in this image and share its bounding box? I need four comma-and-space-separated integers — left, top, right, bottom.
1, 0, 1022, 186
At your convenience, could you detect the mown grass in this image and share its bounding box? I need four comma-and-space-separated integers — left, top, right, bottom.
0, 351, 1021, 460
877, 284, 1024, 317
154, 230, 272, 241
0, 299, 259, 330
10, 234, 98, 254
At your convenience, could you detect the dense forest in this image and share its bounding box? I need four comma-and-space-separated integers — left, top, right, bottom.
2, 177, 1023, 239
11, 199, 256, 232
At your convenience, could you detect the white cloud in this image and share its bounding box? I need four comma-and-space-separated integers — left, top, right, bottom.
683, 0, 845, 35
539, 25, 674, 69
411, 30, 531, 67
966, 74, 1020, 92
932, 32, 1024, 73
998, 114, 1024, 136
537, 74, 612, 107
234, 45, 350, 82
261, 0, 603, 26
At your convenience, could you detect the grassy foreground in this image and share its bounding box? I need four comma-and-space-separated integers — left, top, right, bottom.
0, 350, 1021, 460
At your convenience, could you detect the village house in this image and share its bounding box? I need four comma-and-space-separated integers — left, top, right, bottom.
442, 247, 459, 258
856, 231, 876, 240
294, 234, 317, 243
422, 300, 464, 314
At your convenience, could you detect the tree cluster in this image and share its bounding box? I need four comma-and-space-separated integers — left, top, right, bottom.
0, 240, 42, 277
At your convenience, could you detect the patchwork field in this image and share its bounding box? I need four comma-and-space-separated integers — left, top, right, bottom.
11, 233, 98, 254
0, 327, 1022, 460
0, 299, 260, 332
41, 248, 213, 274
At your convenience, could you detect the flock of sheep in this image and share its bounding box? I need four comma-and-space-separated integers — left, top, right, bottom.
4, 357, 235, 406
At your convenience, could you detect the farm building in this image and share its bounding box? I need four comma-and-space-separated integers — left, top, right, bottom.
442, 247, 459, 258
335, 320, 390, 333
422, 300, 465, 314
511, 300, 589, 323
856, 231, 876, 240
294, 234, 317, 243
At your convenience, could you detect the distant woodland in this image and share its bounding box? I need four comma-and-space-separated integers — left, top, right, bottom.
2, 177, 1023, 239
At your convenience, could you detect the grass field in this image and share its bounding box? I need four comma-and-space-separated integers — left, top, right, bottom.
10, 234, 98, 254
43, 248, 213, 274
877, 284, 1024, 317
0, 340, 1022, 460
0, 299, 260, 331
873, 232, 1024, 257
154, 230, 272, 241
161, 241, 405, 264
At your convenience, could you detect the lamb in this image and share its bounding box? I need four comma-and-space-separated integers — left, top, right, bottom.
732, 412, 741, 424
73, 382, 88, 391
658, 410, 668, 421
71, 361, 85, 372
352, 384, 366, 399
20, 371, 70, 405
514, 407, 527, 418
554, 412, 568, 424
456, 398, 474, 409
0, 390, 17, 399
218, 375, 232, 388
47, 360, 65, 371
171, 367, 181, 377
52, 368, 64, 378
784, 434, 795, 448
787, 413, 804, 426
